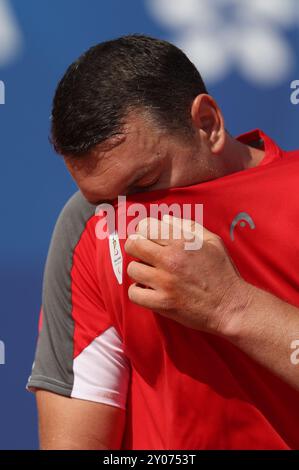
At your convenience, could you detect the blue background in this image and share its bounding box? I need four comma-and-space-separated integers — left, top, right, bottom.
0, 0, 298, 449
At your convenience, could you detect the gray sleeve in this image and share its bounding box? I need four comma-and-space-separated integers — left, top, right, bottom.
26, 191, 96, 396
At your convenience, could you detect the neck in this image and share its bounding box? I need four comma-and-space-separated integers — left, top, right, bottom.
188, 133, 266, 184
224, 134, 265, 173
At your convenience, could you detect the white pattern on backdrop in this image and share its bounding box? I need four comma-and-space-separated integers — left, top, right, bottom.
147, 0, 299, 86
0, 0, 23, 66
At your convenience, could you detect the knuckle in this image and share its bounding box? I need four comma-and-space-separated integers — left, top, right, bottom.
162, 250, 184, 274
161, 273, 176, 294
212, 234, 224, 248
128, 283, 136, 301
206, 238, 222, 254
159, 293, 175, 311
124, 237, 135, 254
137, 218, 151, 237
159, 279, 178, 310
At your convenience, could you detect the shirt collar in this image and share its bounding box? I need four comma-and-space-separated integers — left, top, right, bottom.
237, 129, 283, 166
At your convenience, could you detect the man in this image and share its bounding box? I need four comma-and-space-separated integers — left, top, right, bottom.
27, 35, 299, 449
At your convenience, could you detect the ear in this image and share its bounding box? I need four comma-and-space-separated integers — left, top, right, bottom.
191, 94, 225, 154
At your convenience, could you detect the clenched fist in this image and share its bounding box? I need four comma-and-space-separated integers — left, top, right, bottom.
125, 215, 253, 335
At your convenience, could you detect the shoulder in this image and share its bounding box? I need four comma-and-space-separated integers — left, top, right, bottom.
45, 191, 97, 284
55, 190, 96, 237
50, 190, 97, 250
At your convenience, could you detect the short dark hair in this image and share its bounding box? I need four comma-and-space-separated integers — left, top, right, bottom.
51, 34, 208, 156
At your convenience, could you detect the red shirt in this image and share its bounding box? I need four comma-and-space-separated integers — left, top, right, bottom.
97, 130, 299, 449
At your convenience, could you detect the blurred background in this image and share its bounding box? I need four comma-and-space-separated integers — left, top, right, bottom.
0, 0, 298, 449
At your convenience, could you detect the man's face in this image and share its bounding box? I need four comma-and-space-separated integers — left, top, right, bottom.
64, 113, 195, 204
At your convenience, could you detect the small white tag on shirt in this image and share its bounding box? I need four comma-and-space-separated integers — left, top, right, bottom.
109, 231, 123, 285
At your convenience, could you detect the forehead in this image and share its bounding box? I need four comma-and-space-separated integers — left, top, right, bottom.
64, 117, 163, 202
65, 115, 161, 176
66, 111, 160, 169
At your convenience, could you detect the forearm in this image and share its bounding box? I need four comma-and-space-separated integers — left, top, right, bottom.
223, 283, 299, 391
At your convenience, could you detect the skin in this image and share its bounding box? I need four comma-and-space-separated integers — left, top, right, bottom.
36, 391, 125, 450
39, 93, 288, 449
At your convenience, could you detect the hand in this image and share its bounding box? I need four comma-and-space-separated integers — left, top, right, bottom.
124, 215, 253, 335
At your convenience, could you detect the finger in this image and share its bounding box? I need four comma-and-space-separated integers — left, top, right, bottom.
136, 217, 185, 247
165, 214, 217, 241
163, 215, 219, 250
125, 234, 163, 266
128, 283, 167, 310
127, 261, 159, 289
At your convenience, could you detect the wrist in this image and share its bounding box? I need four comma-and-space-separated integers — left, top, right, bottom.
214, 279, 257, 339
